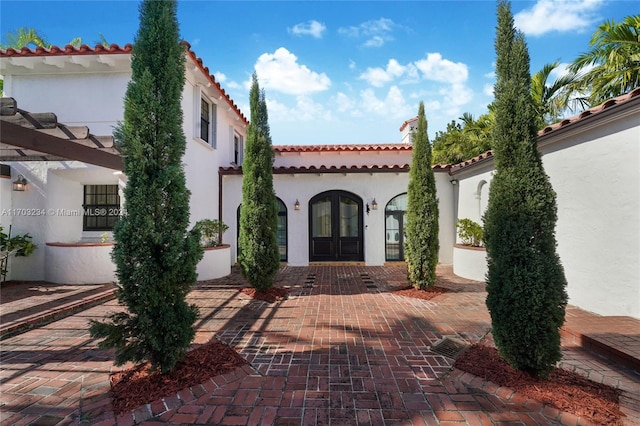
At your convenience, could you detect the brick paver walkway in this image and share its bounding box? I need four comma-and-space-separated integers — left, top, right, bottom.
1, 265, 639, 425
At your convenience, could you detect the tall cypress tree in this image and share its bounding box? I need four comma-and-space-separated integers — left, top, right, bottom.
405, 102, 439, 289
238, 73, 279, 291
90, 0, 202, 374
484, 0, 568, 378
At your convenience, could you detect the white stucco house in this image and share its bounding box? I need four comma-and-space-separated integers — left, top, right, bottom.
1, 43, 638, 319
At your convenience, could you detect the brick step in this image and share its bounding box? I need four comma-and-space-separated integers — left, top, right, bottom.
0, 288, 116, 339
561, 326, 640, 374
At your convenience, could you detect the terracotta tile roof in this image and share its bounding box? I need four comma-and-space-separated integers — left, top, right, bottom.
0, 43, 132, 56
274, 143, 412, 153
399, 116, 418, 131
538, 86, 640, 136
450, 87, 640, 173
221, 163, 450, 175
181, 41, 248, 125
0, 42, 249, 126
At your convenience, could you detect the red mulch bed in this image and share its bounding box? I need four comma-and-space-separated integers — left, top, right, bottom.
455, 344, 624, 425
240, 286, 288, 303
391, 285, 449, 300
110, 340, 247, 415
109, 286, 287, 414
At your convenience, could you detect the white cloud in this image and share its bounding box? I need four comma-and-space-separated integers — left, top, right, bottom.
364, 36, 385, 48
360, 85, 413, 119
415, 53, 468, 85
214, 71, 227, 82
338, 18, 397, 47
514, 0, 603, 36
254, 47, 331, 95
348, 60, 356, 70
289, 20, 326, 39
483, 83, 494, 97
267, 95, 332, 122
359, 59, 419, 87
359, 59, 407, 87
334, 92, 356, 113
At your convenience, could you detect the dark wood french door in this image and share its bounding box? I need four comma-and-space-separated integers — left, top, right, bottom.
309, 191, 363, 261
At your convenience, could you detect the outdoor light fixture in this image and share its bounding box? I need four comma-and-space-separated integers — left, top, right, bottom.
12, 174, 27, 191
366, 198, 378, 215
450, 178, 458, 185
294, 199, 301, 210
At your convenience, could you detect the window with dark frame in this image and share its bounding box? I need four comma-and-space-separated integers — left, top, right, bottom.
83, 184, 120, 231
200, 98, 210, 143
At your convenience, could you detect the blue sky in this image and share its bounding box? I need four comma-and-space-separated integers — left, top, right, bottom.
0, 1, 635, 145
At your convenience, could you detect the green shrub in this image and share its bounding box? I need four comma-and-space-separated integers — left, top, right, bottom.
456, 219, 483, 247
195, 219, 229, 247
404, 101, 439, 289
89, 0, 202, 374
484, 0, 568, 379
1, 225, 37, 283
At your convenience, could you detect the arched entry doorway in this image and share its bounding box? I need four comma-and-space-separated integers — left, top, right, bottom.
309, 190, 363, 261
385, 193, 408, 261
237, 197, 287, 262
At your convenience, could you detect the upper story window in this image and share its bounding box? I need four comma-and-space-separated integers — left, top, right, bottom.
83, 184, 120, 231
196, 91, 217, 148
234, 133, 244, 165
200, 99, 210, 142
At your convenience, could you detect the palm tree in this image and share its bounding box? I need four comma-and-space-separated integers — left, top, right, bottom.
531, 62, 588, 128
569, 14, 640, 104
1, 27, 51, 49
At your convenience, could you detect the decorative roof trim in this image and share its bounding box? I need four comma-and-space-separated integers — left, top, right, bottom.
0, 42, 249, 126
538, 87, 640, 137
181, 41, 248, 125
274, 143, 412, 153
220, 163, 451, 175
451, 87, 640, 174
399, 116, 418, 131
1, 44, 132, 56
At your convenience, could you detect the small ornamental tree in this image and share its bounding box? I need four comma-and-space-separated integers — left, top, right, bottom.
238, 73, 279, 291
90, 0, 202, 374
404, 101, 439, 289
484, 0, 568, 378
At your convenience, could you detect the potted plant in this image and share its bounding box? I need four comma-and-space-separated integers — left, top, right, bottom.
194, 219, 231, 280
453, 218, 487, 281
195, 219, 229, 247
1, 225, 37, 284
456, 218, 483, 247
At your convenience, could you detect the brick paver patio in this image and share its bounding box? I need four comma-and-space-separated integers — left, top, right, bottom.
1, 265, 639, 425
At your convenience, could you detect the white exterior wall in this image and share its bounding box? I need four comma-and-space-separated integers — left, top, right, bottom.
4, 73, 129, 136
453, 163, 494, 237
222, 168, 455, 267
453, 103, 640, 318
1, 53, 246, 282
538, 111, 640, 318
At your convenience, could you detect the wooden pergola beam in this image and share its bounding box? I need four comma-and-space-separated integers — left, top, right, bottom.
0, 120, 122, 170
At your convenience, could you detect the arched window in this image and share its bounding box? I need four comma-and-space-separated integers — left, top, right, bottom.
237, 197, 288, 262
478, 180, 489, 220
385, 193, 408, 261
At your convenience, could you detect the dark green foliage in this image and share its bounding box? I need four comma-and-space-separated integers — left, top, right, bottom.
238, 73, 280, 291
484, 1, 568, 379
432, 112, 493, 165
404, 102, 439, 289
89, 0, 202, 374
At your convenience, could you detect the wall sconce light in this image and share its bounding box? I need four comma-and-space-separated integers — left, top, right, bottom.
366, 199, 378, 215
294, 199, 300, 210
449, 178, 458, 185
12, 174, 27, 191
